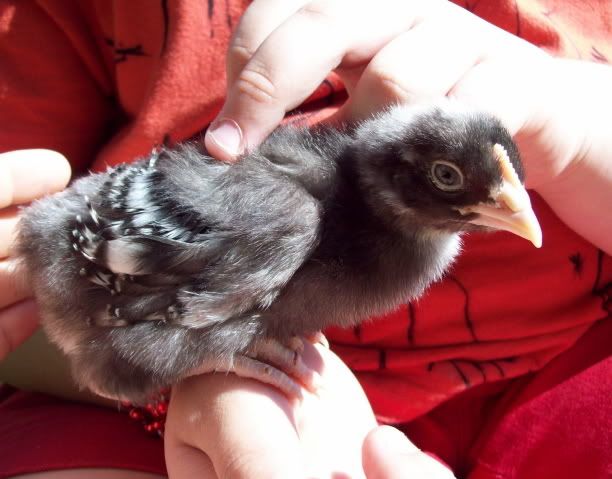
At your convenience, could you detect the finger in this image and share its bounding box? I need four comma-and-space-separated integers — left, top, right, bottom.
167, 373, 308, 479
447, 55, 546, 136
0, 211, 19, 258
0, 149, 71, 208
362, 426, 455, 479
296, 343, 377, 478
338, 6, 485, 122
165, 442, 217, 479
205, 0, 426, 161
226, 0, 309, 87
208, 3, 352, 162
0, 299, 39, 360
0, 259, 31, 309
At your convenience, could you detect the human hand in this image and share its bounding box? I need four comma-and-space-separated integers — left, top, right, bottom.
205, 0, 557, 180
164, 341, 376, 478
205, 0, 612, 251
165, 340, 456, 478
0, 149, 71, 360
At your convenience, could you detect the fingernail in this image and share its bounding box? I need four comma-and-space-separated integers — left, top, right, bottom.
206, 119, 244, 157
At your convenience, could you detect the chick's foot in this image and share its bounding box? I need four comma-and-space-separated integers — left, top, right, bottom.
186, 336, 322, 399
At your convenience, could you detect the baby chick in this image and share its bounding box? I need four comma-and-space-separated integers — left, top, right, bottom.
16, 102, 541, 402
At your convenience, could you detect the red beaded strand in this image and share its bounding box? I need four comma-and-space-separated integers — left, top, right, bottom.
121, 389, 170, 437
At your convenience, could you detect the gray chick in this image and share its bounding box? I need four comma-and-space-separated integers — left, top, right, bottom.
16, 101, 541, 403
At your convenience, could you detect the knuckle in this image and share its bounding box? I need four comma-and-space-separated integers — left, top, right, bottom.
227, 41, 257, 68
379, 76, 418, 104
296, 1, 343, 26
297, 1, 331, 18
219, 449, 263, 479
234, 62, 279, 106
368, 64, 418, 104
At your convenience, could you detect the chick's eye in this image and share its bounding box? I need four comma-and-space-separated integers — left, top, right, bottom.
430, 161, 464, 192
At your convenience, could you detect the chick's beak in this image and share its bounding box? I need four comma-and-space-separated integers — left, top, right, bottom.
459, 144, 543, 248
462, 186, 542, 248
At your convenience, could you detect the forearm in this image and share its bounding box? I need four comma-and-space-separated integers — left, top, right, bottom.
534, 59, 612, 254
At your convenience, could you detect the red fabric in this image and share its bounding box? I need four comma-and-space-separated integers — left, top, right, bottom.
0, 0, 610, 477
0, 386, 165, 478
402, 316, 612, 479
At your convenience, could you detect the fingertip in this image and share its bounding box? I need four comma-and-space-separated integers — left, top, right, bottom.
46, 149, 72, 188
362, 426, 415, 479
0, 149, 72, 208
205, 100, 284, 162
35, 148, 71, 178
365, 425, 420, 456
363, 426, 456, 479
205, 118, 245, 162
0, 188, 12, 213
15, 149, 72, 189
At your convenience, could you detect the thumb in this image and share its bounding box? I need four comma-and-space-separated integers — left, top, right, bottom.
0, 149, 71, 209
362, 426, 455, 479
204, 19, 341, 163
203, 56, 292, 163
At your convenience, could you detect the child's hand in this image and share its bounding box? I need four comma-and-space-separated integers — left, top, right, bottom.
165, 341, 375, 478
0, 149, 71, 359
203, 0, 566, 189
205, 0, 548, 163
205, 0, 612, 252
165, 341, 455, 478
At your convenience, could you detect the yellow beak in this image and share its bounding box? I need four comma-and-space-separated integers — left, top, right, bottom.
459, 144, 542, 248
